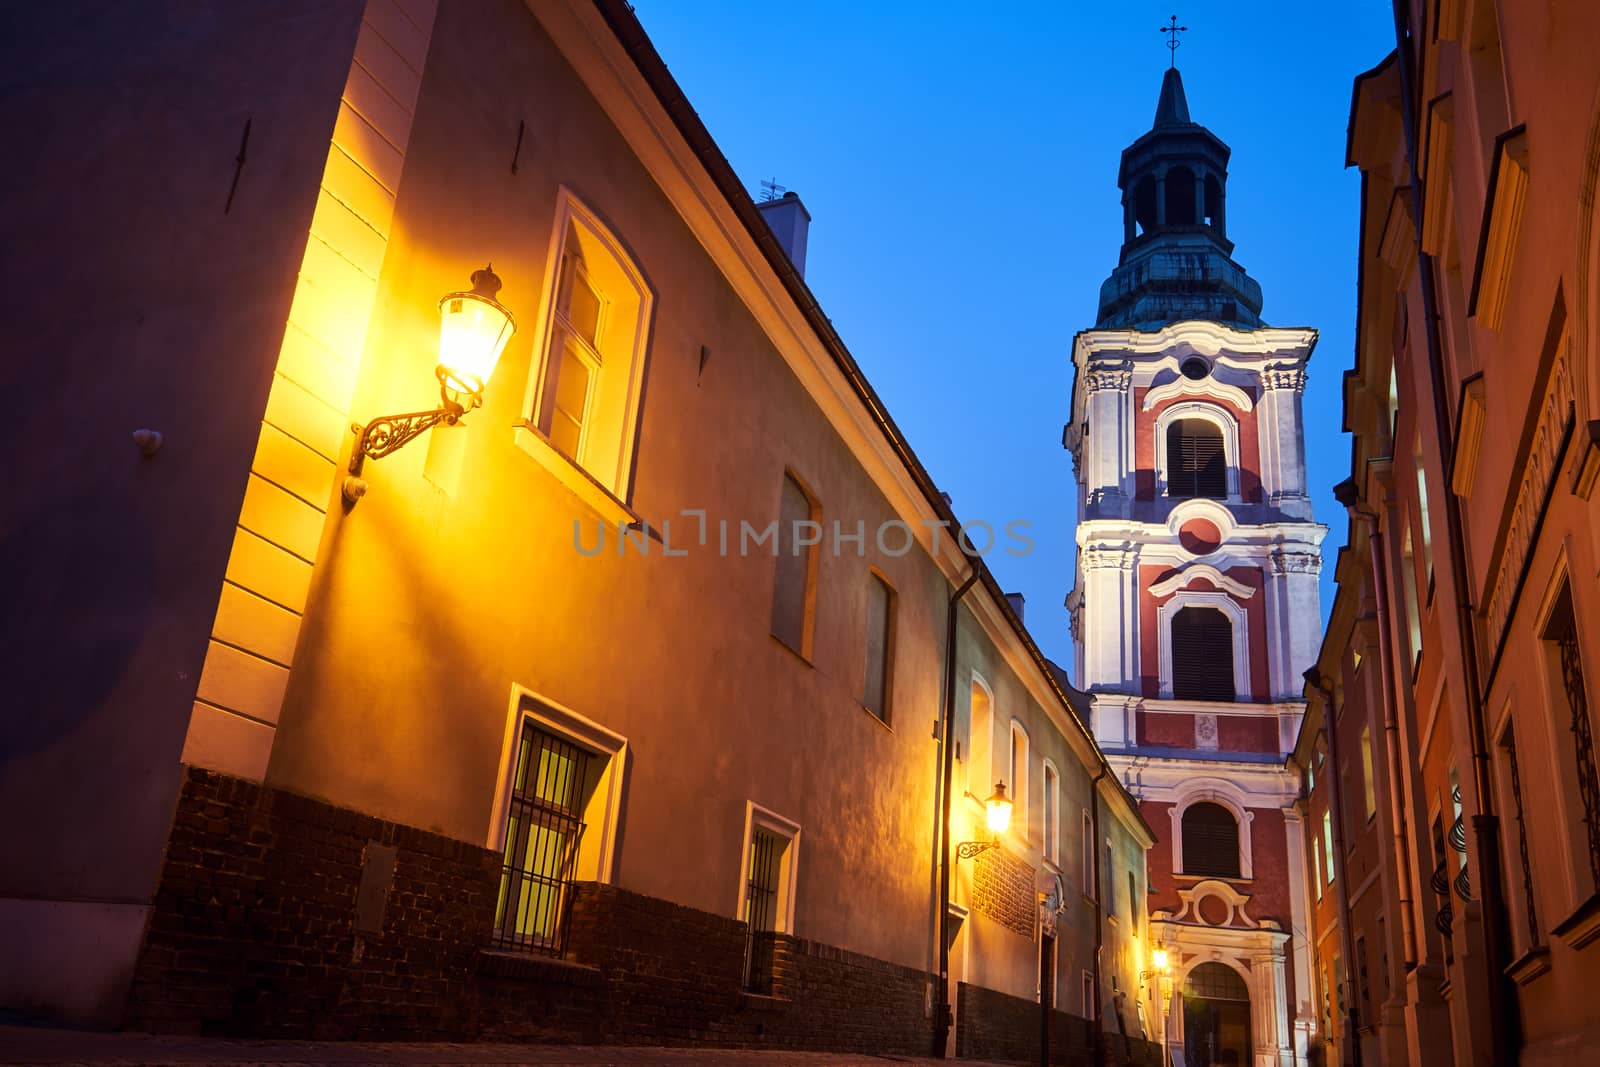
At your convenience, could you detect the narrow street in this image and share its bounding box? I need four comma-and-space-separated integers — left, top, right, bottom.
0, 1029, 1018, 1067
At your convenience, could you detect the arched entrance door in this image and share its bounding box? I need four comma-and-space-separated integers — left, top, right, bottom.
1181, 962, 1251, 1067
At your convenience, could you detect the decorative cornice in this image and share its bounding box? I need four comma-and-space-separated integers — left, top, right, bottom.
1082, 545, 1140, 571
1267, 550, 1322, 575
1260, 367, 1308, 393
1085, 367, 1133, 393
1075, 321, 1318, 362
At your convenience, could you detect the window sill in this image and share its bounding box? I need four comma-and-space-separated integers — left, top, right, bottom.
1504, 944, 1552, 986
770, 632, 813, 668
860, 704, 894, 733
513, 424, 638, 527
1551, 889, 1600, 951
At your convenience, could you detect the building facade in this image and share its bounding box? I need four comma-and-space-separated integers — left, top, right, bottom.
1301, 1, 1600, 1065
1066, 69, 1327, 1067
0, 0, 1161, 1060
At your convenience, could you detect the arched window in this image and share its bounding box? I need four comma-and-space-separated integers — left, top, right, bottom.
1183, 960, 1249, 1000
1203, 173, 1224, 233
1182, 802, 1241, 878
1134, 175, 1158, 235
1171, 606, 1235, 700
1166, 418, 1227, 499
1165, 166, 1197, 225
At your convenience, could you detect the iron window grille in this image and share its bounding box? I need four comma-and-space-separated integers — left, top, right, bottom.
1504, 732, 1540, 944
743, 828, 783, 994
1171, 606, 1235, 701
1182, 802, 1240, 879
1183, 961, 1249, 1001
1553, 614, 1600, 887
1167, 419, 1227, 499
490, 724, 590, 956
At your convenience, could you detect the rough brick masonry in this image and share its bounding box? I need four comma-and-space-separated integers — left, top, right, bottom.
125, 768, 934, 1053
956, 983, 1162, 1067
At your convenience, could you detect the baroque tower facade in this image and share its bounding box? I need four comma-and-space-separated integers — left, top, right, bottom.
1065, 69, 1324, 1067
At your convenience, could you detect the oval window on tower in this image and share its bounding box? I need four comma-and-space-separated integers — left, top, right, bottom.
1181, 357, 1210, 380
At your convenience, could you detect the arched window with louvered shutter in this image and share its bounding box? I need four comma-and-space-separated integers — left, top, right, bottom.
1182, 802, 1241, 878
1171, 605, 1235, 700
1166, 418, 1227, 499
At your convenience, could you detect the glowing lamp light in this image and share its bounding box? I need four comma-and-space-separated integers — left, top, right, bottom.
1152, 948, 1170, 973
437, 265, 516, 398
342, 265, 517, 505
984, 782, 1013, 836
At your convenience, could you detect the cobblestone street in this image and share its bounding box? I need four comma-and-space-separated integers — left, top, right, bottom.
0, 1028, 1020, 1067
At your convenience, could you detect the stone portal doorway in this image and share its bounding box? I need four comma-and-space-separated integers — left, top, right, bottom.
1182, 962, 1252, 1067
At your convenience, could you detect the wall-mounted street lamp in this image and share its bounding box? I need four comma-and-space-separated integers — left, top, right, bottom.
955, 781, 1013, 860
1139, 947, 1171, 983
342, 265, 516, 504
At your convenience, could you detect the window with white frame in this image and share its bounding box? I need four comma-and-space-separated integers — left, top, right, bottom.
1009, 721, 1030, 838
527, 193, 652, 500
1361, 727, 1376, 819
738, 804, 799, 996
1042, 761, 1059, 864
489, 691, 628, 957
1155, 402, 1240, 500
1082, 970, 1095, 1016
966, 675, 994, 798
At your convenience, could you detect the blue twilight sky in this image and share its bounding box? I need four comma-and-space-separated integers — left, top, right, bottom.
635, 1, 1396, 675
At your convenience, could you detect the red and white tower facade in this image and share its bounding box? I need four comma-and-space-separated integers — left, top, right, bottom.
1065, 69, 1323, 1067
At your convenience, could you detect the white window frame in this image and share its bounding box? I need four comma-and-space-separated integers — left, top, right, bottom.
1082, 809, 1095, 893
1009, 720, 1030, 839
1156, 590, 1252, 700
1153, 401, 1242, 502
518, 188, 654, 507
734, 802, 801, 936
965, 672, 995, 802
1042, 759, 1060, 865
1082, 969, 1096, 1016
1166, 777, 1255, 880
488, 684, 630, 885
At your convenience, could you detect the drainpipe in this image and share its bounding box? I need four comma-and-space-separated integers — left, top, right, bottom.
1091, 765, 1108, 1066
1305, 668, 1363, 1067
935, 565, 982, 1057
1335, 485, 1418, 972
1390, 4, 1514, 1062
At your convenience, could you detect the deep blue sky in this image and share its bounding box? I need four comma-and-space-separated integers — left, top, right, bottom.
636, 2, 1395, 674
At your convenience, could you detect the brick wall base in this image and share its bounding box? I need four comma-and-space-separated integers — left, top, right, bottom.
124, 768, 934, 1053
956, 982, 1163, 1066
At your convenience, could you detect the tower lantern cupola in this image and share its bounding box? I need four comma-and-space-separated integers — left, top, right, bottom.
1096, 67, 1265, 331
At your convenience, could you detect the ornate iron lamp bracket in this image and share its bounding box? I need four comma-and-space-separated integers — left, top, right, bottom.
955, 840, 998, 861
345, 366, 478, 495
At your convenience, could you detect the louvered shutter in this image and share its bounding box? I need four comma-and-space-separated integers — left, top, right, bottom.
1166, 419, 1227, 499
1182, 802, 1241, 878
1172, 606, 1235, 701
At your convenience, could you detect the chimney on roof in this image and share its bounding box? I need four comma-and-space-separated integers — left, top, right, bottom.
756, 191, 810, 278
1006, 592, 1025, 623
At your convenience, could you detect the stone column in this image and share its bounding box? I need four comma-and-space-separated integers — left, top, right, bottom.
1080, 545, 1138, 699
1083, 366, 1132, 516
1258, 366, 1312, 518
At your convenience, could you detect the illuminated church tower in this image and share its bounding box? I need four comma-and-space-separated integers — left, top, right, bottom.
1064, 67, 1324, 1067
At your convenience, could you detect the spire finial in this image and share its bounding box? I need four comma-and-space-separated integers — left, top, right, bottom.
1159, 15, 1187, 69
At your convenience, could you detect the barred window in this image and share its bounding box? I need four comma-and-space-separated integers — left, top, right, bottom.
743, 829, 783, 994
1181, 801, 1240, 878
491, 725, 592, 955
1172, 606, 1235, 701
1166, 418, 1226, 499
1541, 582, 1600, 893
1183, 961, 1249, 1000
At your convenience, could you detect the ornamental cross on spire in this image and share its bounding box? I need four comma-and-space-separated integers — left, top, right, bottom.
1160, 15, 1187, 68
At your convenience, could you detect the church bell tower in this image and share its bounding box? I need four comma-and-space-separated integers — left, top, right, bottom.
1064, 66, 1324, 1067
